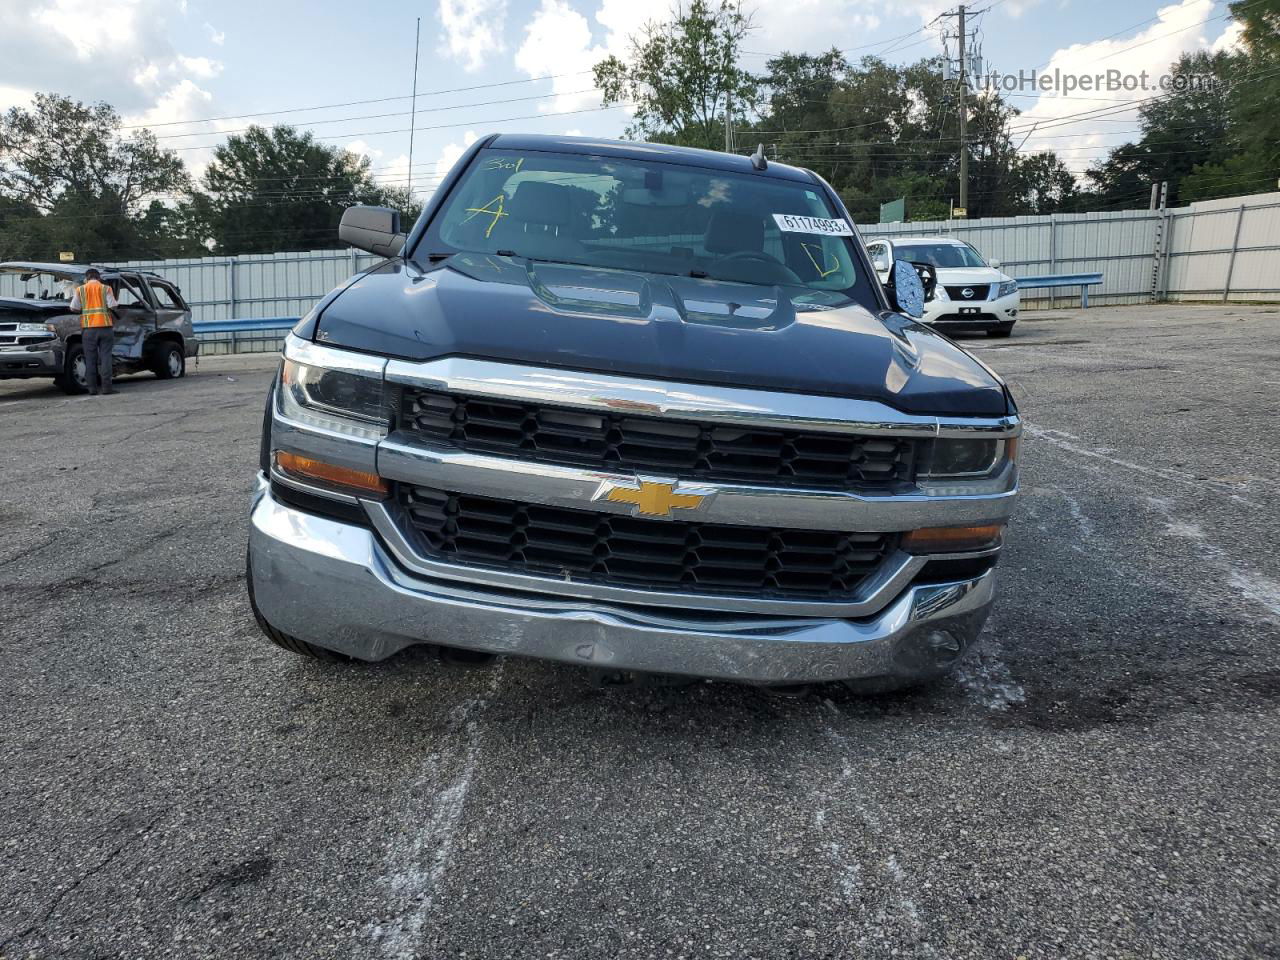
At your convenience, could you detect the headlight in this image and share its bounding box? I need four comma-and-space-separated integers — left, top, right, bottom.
17, 322, 55, 334
279, 354, 389, 440
997, 280, 1018, 298
919, 437, 1016, 479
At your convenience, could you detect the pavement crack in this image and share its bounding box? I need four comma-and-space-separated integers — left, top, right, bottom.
0, 809, 167, 952
0, 534, 60, 569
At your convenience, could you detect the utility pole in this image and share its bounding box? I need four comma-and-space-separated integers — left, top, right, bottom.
406, 17, 421, 200
958, 4, 968, 215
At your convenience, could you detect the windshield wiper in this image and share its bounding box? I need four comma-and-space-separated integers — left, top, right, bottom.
497, 251, 598, 269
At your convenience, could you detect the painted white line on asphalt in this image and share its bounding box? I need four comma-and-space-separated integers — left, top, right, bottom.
374, 665, 504, 959
1025, 425, 1257, 506
818, 730, 937, 957
1161, 518, 1280, 619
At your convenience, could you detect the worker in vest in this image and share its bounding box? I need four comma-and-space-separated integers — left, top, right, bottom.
69, 268, 119, 395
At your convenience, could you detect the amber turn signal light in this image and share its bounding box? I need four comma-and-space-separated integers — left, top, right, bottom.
902, 523, 1004, 553
274, 451, 388, 497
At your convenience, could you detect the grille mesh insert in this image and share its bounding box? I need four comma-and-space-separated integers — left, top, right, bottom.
401, 390, 915, 490
399, 485, 896, 600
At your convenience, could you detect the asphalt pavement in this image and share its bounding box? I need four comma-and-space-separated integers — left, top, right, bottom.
2, 303, 1278, 959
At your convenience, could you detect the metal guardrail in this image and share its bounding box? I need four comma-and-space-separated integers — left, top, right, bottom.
192, 317, 298, 356
1014, 273, 1105, 308
192, 316, 299, 335
191, 271, 1109, 350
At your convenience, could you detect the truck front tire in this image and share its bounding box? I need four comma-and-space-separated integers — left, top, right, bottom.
59, 344, 88, 395
246, 554, 350, 662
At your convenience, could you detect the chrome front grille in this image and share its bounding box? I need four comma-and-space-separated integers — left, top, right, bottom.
398, 484, 897, 601
399, 388, 916, 490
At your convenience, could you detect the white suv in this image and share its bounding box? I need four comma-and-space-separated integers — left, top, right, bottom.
867, 237, 1019, 338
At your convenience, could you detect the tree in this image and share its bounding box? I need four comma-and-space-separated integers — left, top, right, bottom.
740, 53, 1080, 221
1184, 0, 1280, 199
594, 0, 757, 150
185, 125, 418, 255
1083, 51, 1241, 207
0, 93, 190, 261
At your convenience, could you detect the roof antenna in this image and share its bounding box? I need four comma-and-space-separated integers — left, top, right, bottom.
750, 143, 768, 171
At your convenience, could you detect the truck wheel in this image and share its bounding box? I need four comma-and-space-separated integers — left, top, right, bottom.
153, 342, 185, 379
987, 324, 1014, 338
246, 554, 350, 662
60, 344, 89, 395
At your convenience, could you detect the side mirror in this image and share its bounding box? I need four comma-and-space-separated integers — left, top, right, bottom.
884, 259, 936, 318
988, 258, 1001, 269
339, 205, 407, 258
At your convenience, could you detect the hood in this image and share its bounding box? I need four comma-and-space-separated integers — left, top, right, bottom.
0, 295, 71, 316
313, 255, 1010, 416
934, 266, 1009, 285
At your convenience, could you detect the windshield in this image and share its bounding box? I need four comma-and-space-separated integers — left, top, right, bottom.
0, 270, 76, 301
422, 148, 867, 300
893, 243, 988, 269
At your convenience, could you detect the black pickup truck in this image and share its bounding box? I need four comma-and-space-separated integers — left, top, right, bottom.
247, 135, 1020, 693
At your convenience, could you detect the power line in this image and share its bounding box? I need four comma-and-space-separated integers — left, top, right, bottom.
146, 88, 601, 141
119, 71, 596, 130
162, 103, 632, 152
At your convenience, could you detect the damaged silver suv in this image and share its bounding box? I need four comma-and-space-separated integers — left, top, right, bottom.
0, 262, 198, 393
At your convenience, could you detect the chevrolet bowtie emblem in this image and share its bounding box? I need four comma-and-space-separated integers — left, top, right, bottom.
592, 477, 716, 518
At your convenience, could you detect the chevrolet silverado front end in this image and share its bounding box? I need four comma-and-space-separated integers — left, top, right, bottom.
247, 134, 1020, 691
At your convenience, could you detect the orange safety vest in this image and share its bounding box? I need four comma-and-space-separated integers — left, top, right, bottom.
78, 279, 113, 328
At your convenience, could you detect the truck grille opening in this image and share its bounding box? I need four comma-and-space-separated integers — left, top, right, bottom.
399, 390, 916, 491
398, 485, 896, 600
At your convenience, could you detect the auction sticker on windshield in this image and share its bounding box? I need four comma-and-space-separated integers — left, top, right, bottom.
772, 214, 854, 236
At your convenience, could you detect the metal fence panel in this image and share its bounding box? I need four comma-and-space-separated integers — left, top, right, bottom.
3, 192, 1277, 331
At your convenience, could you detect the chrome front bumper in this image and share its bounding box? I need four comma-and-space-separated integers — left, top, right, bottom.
0, 345, 61, 377
248, 485, 997, 684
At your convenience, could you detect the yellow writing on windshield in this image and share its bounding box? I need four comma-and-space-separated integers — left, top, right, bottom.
802, 242, 840, 279
463, 194, 509, 239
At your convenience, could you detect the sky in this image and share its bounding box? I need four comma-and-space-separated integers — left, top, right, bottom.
0, 0, 1245, 201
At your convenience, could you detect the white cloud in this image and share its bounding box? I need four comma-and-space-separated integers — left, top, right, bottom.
204, 22, 226, 45
178, 55, 222, 79
32, 0, 141, 59
0, 0, 235, 183
1011, 0, 1227, 172
513, 0, 909, 122
1, 0, 221, 121
1211, 20, 1244, 54
127, 78, 213, 127
347, 138, 439, 199
435, 131, 480, 181
748, 0, 884, 56
438, 0, 508, 72
514, 0, 665, 114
